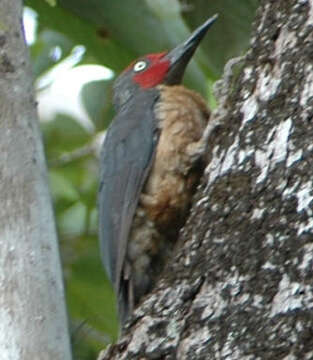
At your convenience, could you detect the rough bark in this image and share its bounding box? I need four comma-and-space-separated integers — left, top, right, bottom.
0, 1, 72, 359
99, 0, 313, 359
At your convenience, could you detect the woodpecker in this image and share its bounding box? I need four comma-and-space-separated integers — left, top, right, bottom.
99, 15, 218, 325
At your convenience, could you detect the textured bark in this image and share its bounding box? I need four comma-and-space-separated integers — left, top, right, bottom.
0, 1, 72, 359
99, 0, 313, 359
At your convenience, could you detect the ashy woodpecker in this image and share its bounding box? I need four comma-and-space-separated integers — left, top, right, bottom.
99, 15, 218, 325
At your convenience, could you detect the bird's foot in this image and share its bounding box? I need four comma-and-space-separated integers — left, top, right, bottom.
187, 117, 221, 163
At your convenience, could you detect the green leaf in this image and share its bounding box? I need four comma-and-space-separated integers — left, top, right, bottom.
58, 201, 87, 235
45, 0, 57, 6
49, 169, 80, 202
42, 113, 90, 159
30, 29, 74, 79
182, 0, 258, 74
26, 0, 134, 72
80, 79, 114, 131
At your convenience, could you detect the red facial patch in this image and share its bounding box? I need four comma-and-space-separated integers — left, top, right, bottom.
132, 52, 170, 89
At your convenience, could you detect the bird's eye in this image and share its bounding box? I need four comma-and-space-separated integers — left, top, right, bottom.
133, 60, 147, 72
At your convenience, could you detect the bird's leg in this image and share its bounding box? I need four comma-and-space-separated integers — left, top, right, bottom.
186, 116, 220, 164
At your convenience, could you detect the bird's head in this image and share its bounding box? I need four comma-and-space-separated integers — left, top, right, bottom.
113, 14, 218, 108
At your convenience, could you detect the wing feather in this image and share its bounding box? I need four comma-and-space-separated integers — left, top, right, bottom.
98, 90, 159, 295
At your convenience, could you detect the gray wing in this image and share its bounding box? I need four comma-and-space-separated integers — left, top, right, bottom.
98, 91, 159, 294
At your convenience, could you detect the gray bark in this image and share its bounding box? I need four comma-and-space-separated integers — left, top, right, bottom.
99, 0, 313, 359
0, 1, 72, 359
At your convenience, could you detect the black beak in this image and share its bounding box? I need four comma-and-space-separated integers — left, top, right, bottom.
164, 14, 218, 85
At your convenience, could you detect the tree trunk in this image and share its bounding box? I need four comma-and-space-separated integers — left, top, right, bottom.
0, 1, 72, 359
99, 0, 313, 359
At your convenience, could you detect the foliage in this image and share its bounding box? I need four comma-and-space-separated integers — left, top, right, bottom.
24, 0, 257, 357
